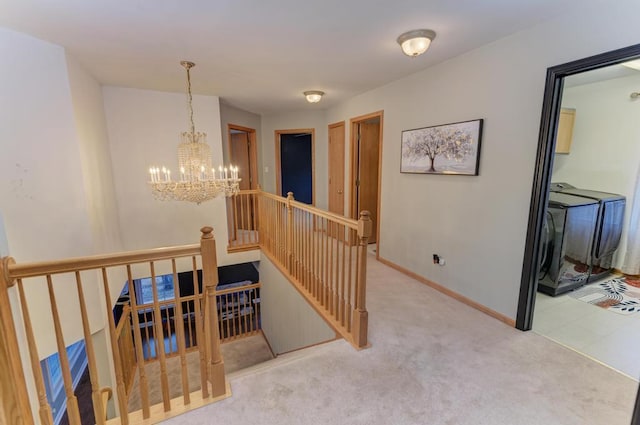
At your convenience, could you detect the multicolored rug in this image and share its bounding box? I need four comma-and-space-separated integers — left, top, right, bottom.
568, 276, 640, 315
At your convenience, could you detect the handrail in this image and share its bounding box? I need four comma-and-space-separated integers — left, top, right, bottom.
5, 244, 201, 280
259, 190, 358, 229
215, 282, 260, 296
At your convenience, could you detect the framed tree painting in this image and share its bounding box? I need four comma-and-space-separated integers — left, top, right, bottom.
400, 119, 483, 175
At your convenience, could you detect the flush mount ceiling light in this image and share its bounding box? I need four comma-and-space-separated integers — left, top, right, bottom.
622, 59, 640, 71
397, 29, 436, 57
304, 90, 324, 103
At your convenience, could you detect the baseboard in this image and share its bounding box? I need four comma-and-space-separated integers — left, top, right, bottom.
376, 256, 516, 328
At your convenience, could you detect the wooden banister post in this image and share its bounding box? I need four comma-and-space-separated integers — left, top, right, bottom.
352, 211, 371, 348
0, 257, 35, 425
200, 227, 226, 397
286, 192, 294, 272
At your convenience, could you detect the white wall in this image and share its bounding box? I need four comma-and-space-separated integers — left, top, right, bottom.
263, 1, 640, 320
66, 54, 124, 256
103, 86, 260, 275
0, 28, 107, 357
261, 110, 329, 209
553, 74, 640, 269
220, 102, 263, 186
259, 253, 336, 354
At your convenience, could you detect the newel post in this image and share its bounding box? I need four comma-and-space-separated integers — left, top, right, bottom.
200, 227, 226, 397
352, 211, 371, 348
0, 257, 35, 425
286, 192, 294, 272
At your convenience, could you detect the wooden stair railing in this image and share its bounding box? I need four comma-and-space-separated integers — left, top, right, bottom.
257, 190, 371, 349
226, 189, 260, 251
0, 227, 228, 425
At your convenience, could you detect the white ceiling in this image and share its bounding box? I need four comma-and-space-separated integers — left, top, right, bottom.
0, 0, 605, 114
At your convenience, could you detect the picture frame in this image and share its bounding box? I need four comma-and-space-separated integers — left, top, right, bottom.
400, 119, 483, 176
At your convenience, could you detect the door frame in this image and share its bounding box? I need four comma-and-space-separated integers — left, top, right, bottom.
349, 110, 384, 258
516, 44, 640, 424
328, 120, 346, 216
275, 128, 316, 205
516, 43, 640, 332
227, 124, 258, 189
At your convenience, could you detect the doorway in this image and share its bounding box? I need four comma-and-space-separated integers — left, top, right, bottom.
275, 129, 314, 205
228, 124, 258, 190
328, 121, 345, 216
350, 111, 383, 247
515, 44, 640, 422
227, 124, 258, 244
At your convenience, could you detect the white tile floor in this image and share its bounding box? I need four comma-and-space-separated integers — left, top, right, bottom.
533, 282, 640, 381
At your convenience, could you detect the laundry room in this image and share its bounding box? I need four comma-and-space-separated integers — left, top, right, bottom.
532, 60, 640, 380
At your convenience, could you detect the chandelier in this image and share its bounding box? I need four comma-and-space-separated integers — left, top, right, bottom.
148, 61, 240, 204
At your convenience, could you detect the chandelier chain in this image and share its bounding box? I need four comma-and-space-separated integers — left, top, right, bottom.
186, 65, 195, 136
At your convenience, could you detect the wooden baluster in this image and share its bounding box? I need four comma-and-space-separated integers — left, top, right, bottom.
115, 307, 131, 396
225, 293, 232, 340
101, 269, 129, 424
347, 228, 354, 332
45, 275, 82, 425
301, 211, 306, 289
149, 263, 171, 411
272, 199, 277, 256
323, 218, 329, 310
252, 285, 262, 333
353, 211, 371, 348
125, 311, 135, 392
252, 193, 259, 244
330, 221, 336, 317
74, 271, 107, 424
249, 288, 256, 333
281, 201, 284, 261
171, 259, 191, 405
185, 299, 193, 349
340, 225, 347, 327
141, 306, 152, 360
313, 215, 318, 299
200, 227, 226, 397
0, 258, 34, 425
242, 289, 249, 336
242, 194, 248, 246
127, 264, 150, 419
164, 301, 173, 354
16, 279, 54, 425
292, 208, 297, 278
191, 256, 208, 399
298, 210, 303, 279
305, 212, 313, 295
233, 196, 240, 247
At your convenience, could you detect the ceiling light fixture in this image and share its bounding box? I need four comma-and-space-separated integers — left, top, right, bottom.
397, 29, 436, 57
304, 90, 324, 103
147, 61, 240, 204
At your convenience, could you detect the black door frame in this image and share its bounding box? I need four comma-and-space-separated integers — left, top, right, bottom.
515, 43, 640, 425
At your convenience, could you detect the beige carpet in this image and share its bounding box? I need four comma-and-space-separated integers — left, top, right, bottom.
127, 333, 273, 412
161, 253, 638, 425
